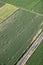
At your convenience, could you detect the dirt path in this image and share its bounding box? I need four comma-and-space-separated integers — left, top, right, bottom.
17, 32, 43, 65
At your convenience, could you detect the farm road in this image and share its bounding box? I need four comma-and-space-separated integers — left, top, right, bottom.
17, 32, 43, 65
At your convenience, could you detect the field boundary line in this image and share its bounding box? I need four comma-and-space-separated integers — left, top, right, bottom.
20, 8, 43, 17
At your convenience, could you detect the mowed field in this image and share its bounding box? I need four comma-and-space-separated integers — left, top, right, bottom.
0, 0, 43, 14
0, 7, 43, 65
0, 2, 18, 23
26, 41, 43, 65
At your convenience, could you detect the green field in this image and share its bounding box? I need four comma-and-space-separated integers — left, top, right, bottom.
0, 2, 18, 23
0, 8, 43, 65
26, 41, 43, 65
0, 0, 43, 14
0, 0, 43, 65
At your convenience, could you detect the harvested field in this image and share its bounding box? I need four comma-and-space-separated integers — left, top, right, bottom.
0, 3, 18, 23
0, 9, 43, 65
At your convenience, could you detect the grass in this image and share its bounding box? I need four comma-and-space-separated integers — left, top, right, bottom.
0, 0, 43, 14
26, 41, 43, 65
0, 9, 43, 65
0, 3, 18, 23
